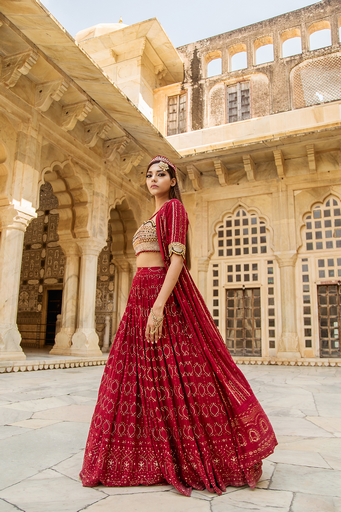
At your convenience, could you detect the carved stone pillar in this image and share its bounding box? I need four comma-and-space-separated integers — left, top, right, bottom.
113, 258, 131, 327
50, 241, 80, 355
71, 239, 105, 357
0, 207, 33, 361
197, 257, 210, 302
276, 253, 301, 359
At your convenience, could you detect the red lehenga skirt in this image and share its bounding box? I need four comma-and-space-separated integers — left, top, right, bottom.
80, 266, 277, 496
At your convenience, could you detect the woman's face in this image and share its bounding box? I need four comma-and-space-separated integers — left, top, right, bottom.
146, 163, 176, 198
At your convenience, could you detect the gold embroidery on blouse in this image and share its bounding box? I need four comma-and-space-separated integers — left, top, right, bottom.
168, 242, 186, 259
132, 219, 160, 256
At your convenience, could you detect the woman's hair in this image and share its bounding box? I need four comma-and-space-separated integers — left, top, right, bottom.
146, 159, 192, 270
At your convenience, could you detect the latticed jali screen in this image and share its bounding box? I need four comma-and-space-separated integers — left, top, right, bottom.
291, 52, 341, 109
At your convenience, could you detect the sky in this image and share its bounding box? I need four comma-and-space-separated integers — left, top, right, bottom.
41, 0, 321, 48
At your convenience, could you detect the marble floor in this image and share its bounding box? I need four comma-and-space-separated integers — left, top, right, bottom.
0, 365, 340, 512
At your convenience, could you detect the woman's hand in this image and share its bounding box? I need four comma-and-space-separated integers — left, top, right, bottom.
144, 254, 183, 345
145, 305, 164, 345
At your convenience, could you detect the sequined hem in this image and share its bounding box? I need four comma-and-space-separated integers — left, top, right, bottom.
80, 265, 276, 497
168, 242, 186, 259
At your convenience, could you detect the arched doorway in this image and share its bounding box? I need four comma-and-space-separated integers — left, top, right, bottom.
17, 183, 65, 349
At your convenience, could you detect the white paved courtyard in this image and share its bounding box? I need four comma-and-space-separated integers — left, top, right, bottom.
0, 364, 340, 512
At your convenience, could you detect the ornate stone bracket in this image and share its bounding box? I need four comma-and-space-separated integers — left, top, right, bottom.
187, 164, 202, 191
306, 144, 317, 173
243, 154, 256, 182
61, 101, 93, 131
121, 152, 144, 175
104, 136, 130, 162
273, 149, 285, 178
1, 50, 38, 88
213, 159, 228, 186
84, 121, 111, 148
35, 79, 69, 112
155, 64, 167, 80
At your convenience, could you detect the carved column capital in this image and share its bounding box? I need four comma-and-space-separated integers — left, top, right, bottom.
275, 252, 298, 268
58, 238, 81, 257
197, 257, 210, 272
76, 238, 106, 257
0, 206, 35, 232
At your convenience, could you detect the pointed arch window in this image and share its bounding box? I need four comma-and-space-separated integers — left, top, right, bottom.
216, 208, 267, 258
303, 197, 341, 252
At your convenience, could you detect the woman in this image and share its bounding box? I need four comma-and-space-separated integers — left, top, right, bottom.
80, 155, 277, 497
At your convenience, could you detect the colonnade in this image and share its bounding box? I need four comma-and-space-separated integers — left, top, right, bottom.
0, 206, 134, 361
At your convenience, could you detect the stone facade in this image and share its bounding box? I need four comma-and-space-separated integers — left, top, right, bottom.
0, 0, 179, 361
1, 0, 341, 364
152, 0, 341, 362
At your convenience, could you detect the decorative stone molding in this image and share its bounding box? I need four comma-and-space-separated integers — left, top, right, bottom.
306, 144, 316, 173
1, 50, 38, 88
275, 252, 298, 268
84, 121, 111, 148
121, 152, 144, 175
273, 149, 285, 177
0, 206, 34, 232
197, 257, 210, 272
61, 101, 93, 131
77, 238, 106, 257
0, 358, 108, 373
104, 136, 130, 162
35, 79, 69, 112
2, 356, 340, 373
242, 154, 256, 182
213, 159, 228, 186
187, 164, 202, 191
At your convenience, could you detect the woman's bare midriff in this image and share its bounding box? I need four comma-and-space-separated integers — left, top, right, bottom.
136, 251, 165, 268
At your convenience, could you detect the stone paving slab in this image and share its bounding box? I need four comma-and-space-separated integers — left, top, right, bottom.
0, 365, 340, 512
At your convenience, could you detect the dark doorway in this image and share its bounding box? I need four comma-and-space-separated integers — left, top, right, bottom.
45, 290, 62, 345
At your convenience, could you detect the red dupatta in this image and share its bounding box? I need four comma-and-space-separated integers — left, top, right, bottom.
155, 198, 277, 470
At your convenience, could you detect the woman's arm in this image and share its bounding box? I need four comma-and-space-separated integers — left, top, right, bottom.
145, 253, 184, 344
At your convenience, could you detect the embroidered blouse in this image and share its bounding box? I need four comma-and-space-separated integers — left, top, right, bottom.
132, 199, 187, 260
132, 218, 160, 256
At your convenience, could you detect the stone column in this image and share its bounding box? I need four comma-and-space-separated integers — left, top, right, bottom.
0, 207, 33, 361
197, 257, 210, 302
50, 241, 80, 355
276, 253, 301, 359
71, 239, 105, 357
113, 258, 131, 327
